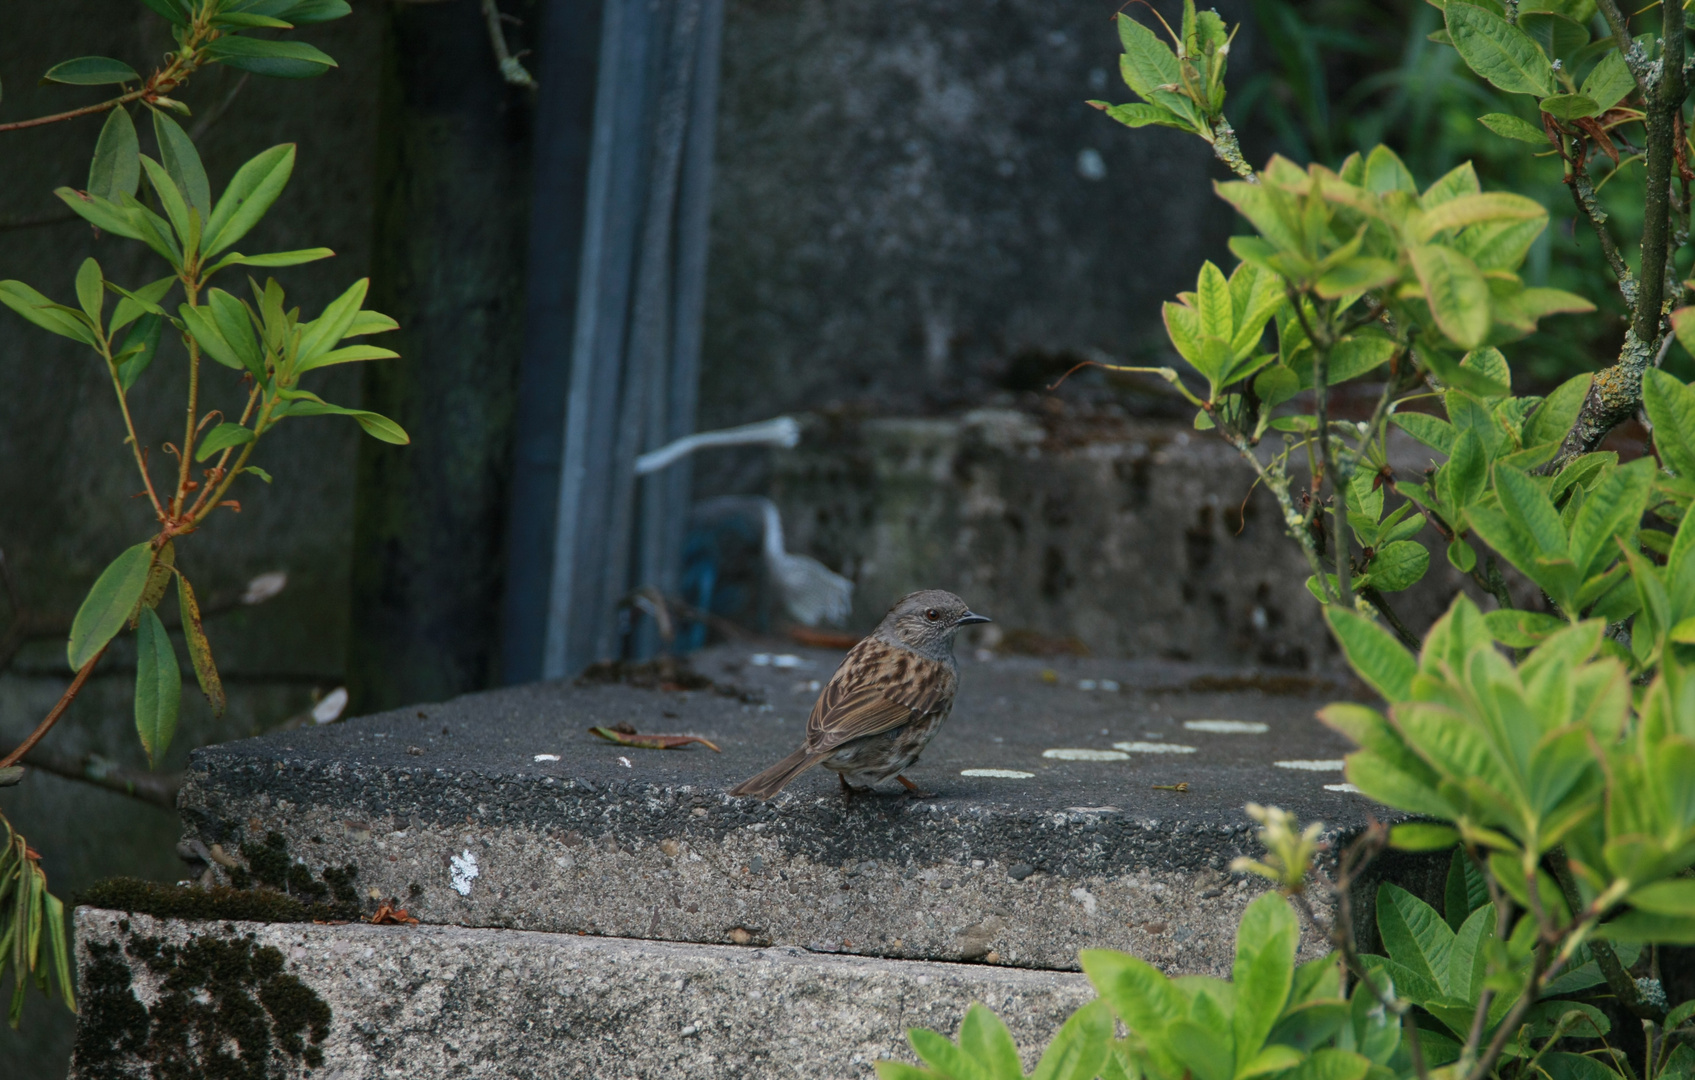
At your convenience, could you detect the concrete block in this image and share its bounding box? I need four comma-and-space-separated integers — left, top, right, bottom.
72, 908, 1095, 1079
176, 645, 1383, 974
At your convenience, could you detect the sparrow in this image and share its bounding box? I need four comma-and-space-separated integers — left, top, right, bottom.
728, 590, 990, 799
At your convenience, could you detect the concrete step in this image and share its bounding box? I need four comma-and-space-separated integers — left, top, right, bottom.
73, 908, 1094, 1079
170, 644, 1382, 973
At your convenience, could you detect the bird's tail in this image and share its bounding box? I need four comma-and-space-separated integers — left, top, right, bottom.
729, 747, 824, 800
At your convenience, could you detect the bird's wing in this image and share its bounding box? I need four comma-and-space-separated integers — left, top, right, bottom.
805, 638, 956, 753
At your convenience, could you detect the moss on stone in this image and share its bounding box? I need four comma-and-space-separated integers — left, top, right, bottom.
73, 923, 333, 1079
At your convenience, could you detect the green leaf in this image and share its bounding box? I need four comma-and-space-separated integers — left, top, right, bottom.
960, 1003, 1024, 1080
1630, 879, 1695, 917
278, 397, 411, 444
206, 288, 264, 377
1494, 463, 1567, 557
1444, 428, 1488, 511
1444, 848, 1490, 930
1410, 244, 1491, 348
1315, 258, 1401, 299
0, 280, 95, 345
1446, 2, 1556, 96
1421, 162, 1482, 208
1539, 93, 1601, 120
41, 57, 141, 85
1414, 193, 1545, 242
275, 0, 354, 24
67, 542, 155, 671
74, 258, 104, 326
115, 313, 162, 390
1460, 346, 1510, 390
1233, 894, 1299, 1070
1081, 949, 1188, 1078
1447, 538, 1477, 572
1644, 369, 1695, 479
1446, 904, 1493, 1005
1482, 608, 1566, 646
1099, 100, 1194, 132
178, 303, 246, 372
1325, 606, 1416, 701
1117, 13, 1183, 100
1377, 882, 1456, 994
175, 572, 225, 717
1367, 540, 1429, 592
203, 144, 296, 257
294, 277, 372, 362
1364, 145, 1417, 194
1567, 457, 1653, 579
1255, 365, 1301, 411
152, 111, 211, 217
139, 155, 194, 255
1581, 49, 1635, 113
1597, 910, 1695, 944
134, 606, 181, 768
1524, 373, 1591, 447
202, 36, 338, 79
243, 465, 273, 484
1171, 1020, 1236, 1080
211, 12, 296, 28
53, 187, 145, 241
1392, 411, 1455, 454
205, 247, 334, 275
908, 1027, 976, 1078
87, 107, 141, 201
1518, 11, 1590, 66
140, 0, 192, 24
1030, 1000, 1112, 1080
1390, 822, 1458, 852
874, 1064, 937, 1080
294, 343, 399, 373
1477, 112, 1548, 144
109, 274, 174, 333
194, 423, 255, 462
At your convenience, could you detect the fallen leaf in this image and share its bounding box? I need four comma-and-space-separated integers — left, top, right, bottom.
369, 900, 419, 925
588, 727, 722, 752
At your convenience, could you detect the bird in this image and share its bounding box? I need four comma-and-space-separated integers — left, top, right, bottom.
728, 590, 990, 800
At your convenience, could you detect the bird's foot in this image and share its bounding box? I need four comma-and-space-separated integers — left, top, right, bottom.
896, 775, 938, 799
839, 773, 863, 799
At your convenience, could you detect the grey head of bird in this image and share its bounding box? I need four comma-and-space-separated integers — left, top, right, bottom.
874, 589, 991, 659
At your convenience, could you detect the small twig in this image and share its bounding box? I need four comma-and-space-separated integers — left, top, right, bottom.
188, 72, 251, 142
481, 0, 537, 89
1360, 586, 1421, 650
0, 643, 110, 769
0, 89, 149, 133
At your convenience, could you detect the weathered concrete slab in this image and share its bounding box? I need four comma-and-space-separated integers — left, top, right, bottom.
177, 644, 1381, 973
73, 908, 1094, 1079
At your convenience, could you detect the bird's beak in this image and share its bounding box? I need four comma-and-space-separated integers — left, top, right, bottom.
958, 610, 992, 625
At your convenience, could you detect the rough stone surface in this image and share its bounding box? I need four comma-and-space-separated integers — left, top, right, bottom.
73, 908, 1096, 1079
178, 645, 1383, 973
701, 0, 1255, 425
771, 408, 1513, 667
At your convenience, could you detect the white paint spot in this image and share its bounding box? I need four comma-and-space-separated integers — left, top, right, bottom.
1070, 887, 1098, 915
1042, 748, 1130, 762
1078, 679, 1098, 691
1100, 680, 1120, 692
1113, 741, 1197, 754
311, 688, 348, 725
750, 653, 772, 665
1076, 148, 1107, 181
772, 654, 805, 668
533, 753, 561, 762
1184, 719, 1268, 734
961, 768, 1035, 779
618, 756, 632, 768
1324, 783, 1362, 794
450, 850, 479, 896
1276, 759, 1345, 771
242, 570, 288, 605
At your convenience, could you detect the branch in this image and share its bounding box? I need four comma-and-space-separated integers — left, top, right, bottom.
1361, 586, 1421, 650
1549, 849, 1663, 1022
1211, 116, 1257, 182
1566, 160, 1637, 306
18, 749, 181, 810
0, 89, 148, 133
1549, 0, 1687, 469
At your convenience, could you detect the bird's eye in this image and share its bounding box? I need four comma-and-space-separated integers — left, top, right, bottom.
925, 608, 940, 621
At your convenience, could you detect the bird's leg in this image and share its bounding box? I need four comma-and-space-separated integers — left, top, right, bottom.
839, 773, 860, 799
896, 775, 938, 799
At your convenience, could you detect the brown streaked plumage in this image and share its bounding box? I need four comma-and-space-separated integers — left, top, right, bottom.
728, 590, 990, 800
